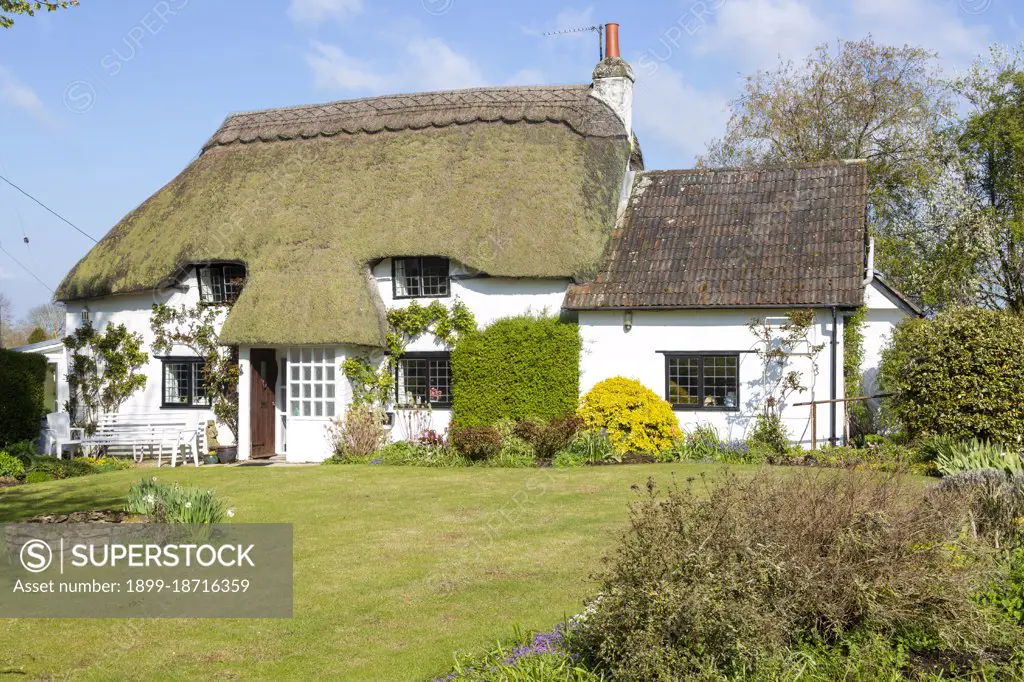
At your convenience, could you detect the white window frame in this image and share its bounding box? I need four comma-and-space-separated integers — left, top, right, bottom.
287, 347, 337, 419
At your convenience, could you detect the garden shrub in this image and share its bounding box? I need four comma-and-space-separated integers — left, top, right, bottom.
124, 478, 225, 524
0, 452, 26, 479
578, 378, 678, 455
514, 415, 582, 463
748, 411, 790, 455
486, 422, 536, 468
24, 471, 55, 484
0, 349, 47, 447
570, 470, 1015, 680
328, 406, 387, 460
450, 425, 502, 462
559, 430, 618, 466
451, 314, 580, 427
880, 307, 1024, 446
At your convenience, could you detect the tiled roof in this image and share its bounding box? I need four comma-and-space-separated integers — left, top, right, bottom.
564, 161, 868, 309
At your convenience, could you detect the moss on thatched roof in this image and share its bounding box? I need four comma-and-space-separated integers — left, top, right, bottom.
56, 85, 631, 347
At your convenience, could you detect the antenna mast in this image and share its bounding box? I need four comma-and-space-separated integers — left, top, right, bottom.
542, 24, 604, 61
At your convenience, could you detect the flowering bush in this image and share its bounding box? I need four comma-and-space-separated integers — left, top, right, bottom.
578, 378, 678, 455
441, 623, 601, 681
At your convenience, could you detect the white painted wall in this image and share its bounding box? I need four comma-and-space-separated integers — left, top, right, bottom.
859, 279, 915, 421
62, 272, 227, 449
577, 308, 845, 447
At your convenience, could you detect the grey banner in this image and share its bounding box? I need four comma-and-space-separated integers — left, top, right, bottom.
0, 523, 292, 618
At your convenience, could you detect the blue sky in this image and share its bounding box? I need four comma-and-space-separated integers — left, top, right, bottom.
0, 0, 1017, 319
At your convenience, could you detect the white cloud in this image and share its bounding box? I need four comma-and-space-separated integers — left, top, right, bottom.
0, 66, 52, 125
850, 0, 989, 65
0, 267, 13, 281
288, 0, 363, 25
306, 41, 391, 94
632, 63, 730, 162
306, 37, 487, 95
693, 0, 829, 64
405, 38, 486, 91
505, 68, 547, 86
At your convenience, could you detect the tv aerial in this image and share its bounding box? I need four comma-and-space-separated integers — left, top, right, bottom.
542, 24, 605, 61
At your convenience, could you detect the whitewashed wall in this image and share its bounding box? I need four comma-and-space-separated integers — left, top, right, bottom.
858, 280, 914, 423
62, 271, 228, 449
577, 308, 846, 447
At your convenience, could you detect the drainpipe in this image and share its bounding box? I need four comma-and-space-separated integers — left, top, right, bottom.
830, 306, 838, 446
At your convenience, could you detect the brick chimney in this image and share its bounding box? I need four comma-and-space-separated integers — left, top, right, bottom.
590, 22, 634, 136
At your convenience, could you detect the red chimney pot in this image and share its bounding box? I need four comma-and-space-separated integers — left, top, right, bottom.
605, 23, 620, 59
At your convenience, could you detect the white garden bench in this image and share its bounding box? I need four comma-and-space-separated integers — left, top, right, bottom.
54, 412, 203, 468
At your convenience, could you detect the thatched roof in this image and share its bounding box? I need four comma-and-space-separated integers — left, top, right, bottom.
565, 161, 869, 310
57, 85, 631, 346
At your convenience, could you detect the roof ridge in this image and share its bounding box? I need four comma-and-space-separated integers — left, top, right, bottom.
219, 83, 593, 122
642, 160, 866, 175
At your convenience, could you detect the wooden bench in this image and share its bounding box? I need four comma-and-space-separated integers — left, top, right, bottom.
68, 413, 203, 468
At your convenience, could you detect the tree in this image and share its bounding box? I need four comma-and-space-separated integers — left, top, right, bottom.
26, 326, 46, 344
0, 293, 11, 348
25, 302, 65, 339
700, 37, 951, 228
63, 323, 148, 433
0, 0, 77, 28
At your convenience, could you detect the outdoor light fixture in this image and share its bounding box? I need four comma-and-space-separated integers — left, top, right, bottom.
623, 310, 633, 332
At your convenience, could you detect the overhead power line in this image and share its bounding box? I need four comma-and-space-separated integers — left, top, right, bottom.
0, 241, 55, 293
0, 173, 98, 243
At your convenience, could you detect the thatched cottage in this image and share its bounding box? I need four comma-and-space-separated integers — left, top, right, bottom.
50, 24, 917, 461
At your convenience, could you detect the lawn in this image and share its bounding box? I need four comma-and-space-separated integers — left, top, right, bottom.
0, 463, 742, 681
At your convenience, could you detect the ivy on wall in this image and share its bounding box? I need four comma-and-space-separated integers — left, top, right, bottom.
63, 323, 148, 434
451, 314, 581, 427
843, 306, 870, 440
343, 299, 476, 408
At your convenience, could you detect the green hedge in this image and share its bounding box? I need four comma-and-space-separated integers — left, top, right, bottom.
0, 349, 47, 447
451, 314, 581, 426
879, 307, 1024, 446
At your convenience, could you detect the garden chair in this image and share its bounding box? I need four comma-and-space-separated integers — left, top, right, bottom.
46, 412, 83, 459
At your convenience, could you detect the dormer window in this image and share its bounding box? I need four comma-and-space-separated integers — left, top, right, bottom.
197, 264, 246, 304
393, 257, 450, 299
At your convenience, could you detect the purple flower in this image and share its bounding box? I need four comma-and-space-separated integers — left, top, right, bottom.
369, 458, 383, 465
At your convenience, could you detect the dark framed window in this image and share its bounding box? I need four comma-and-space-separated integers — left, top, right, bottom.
197, 264, 246, 304
161, 358, 211, 408
665, 353, 739, 410
393, 257, 450, 298
395, 352, 451, 407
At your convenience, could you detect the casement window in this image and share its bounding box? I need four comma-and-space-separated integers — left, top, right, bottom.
665, 353, 740, 410
162, 358, 210, 408
288, 348, 337, 418
393, 257, 450, 298
197, 264, 246, 304
395, 352, 452, 407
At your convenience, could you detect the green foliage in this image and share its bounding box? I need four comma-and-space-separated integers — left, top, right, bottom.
843, 306, 873, 442
557, 430, 619, 467
452, 314, 580, 427
0, 0, 77, 29
0, 451, 25, 479
571, 471, 1016, 680
446, 626, 603, 681
934, 438, 1024, 476
341, 357, 394, 408
23, 471, 55, 484
513, 415, 582, 463
63, 322, 147, 434
327, 406, 387, 460
578, 378, 678, 455
450, 425, 502, 462
748, 311, 825, 415
26, 326, 47, 344
124, 478, 226, 524
385, 299, 476, 356
0, 348, 46, 446
880, 307, 1024, 446
981, 548, 1024, 625
749, 412, 791, 455
150, 304, 240, 439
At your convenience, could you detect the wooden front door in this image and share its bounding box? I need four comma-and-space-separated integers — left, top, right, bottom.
249, 349, 277, 458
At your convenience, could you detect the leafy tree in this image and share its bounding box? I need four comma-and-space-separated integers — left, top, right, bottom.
700, 37, 951, 227
26, 326, 46, 344
63, 322, 148, 433
0, 0, 77, 28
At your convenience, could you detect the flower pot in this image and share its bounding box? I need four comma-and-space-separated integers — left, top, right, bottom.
215, 446, 238, 464
203, 454, 220, 465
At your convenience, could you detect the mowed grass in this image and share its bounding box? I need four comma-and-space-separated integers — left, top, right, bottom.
0, 463, 744, 681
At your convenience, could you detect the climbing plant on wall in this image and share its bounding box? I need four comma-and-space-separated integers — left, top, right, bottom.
343, 299, 476, 408
63, 322, 148, 434
843, 306, 870, 441
747, 310, 825, 417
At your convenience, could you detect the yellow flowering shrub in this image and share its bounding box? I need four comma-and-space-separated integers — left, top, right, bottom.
579, 377, 679, 454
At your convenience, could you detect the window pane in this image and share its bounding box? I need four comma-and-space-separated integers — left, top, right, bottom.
325, 384, 335, 399
314, 384, 322, 398
301, 348, 312, 363
325, 349, 335, 363
223, 265, 245, 302
325, 402, 335, 417
326, 366, 335, 381
197, 267, 214, 303
314, 366, 323, 381
420, 258, 450, 297
314, 401, 322, 417
303, 366, 311, 381
290, 365, 299, 380
164, 362, 190, 404
289, 348, 299, 362
192, 363, 210, 406
429, 358, 451, 404
290, 401, 300, 416
314, 348, 323, 363
667, 357, 700, 406
703, 356, 738, 408
303, 384, 311, 398
397, 358, 428, 406
302, 400, 311, 416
